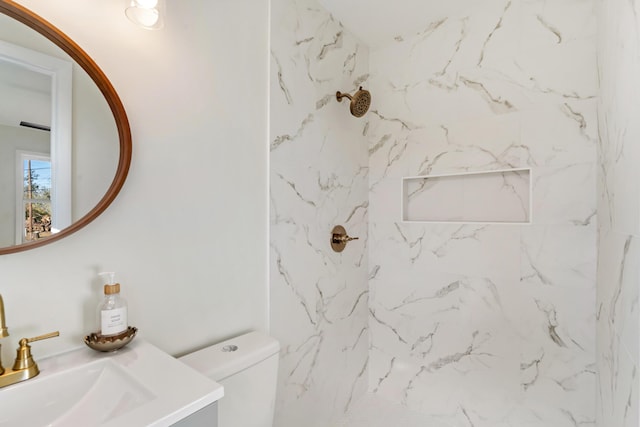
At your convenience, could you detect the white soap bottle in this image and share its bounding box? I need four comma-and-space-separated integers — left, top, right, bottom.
97, 272, 128, 337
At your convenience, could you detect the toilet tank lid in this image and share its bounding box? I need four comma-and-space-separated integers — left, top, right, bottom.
179, 331, 280, 381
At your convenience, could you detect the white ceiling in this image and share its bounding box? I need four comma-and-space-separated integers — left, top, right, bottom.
317, 0, 477, 47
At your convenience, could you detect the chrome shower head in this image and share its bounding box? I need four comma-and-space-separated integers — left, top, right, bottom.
336, 86, 371, 118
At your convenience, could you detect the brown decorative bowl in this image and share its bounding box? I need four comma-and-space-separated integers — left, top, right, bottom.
84, 326, 137, 352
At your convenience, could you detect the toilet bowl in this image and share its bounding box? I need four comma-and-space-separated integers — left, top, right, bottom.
179, 331, 280, 427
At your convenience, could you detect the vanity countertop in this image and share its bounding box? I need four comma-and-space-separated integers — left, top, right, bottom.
0, 338, 224, 427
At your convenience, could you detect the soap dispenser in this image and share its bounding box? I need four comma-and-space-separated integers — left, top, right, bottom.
97, 272, 128, 337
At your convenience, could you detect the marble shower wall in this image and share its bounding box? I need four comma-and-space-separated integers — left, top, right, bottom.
367, 0, 598, 426
596, 0, 640, 425
269, 1, 369, 426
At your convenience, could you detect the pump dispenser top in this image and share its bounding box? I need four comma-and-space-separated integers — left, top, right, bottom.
100, 271, 120, 295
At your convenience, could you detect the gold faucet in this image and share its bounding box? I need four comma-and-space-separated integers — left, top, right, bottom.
0, 294, 59, 388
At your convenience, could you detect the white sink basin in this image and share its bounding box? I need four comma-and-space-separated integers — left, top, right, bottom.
0, 359, 153, 426
0, 339, 223, 427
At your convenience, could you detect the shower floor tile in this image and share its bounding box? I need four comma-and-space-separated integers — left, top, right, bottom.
332, 393, 449, 427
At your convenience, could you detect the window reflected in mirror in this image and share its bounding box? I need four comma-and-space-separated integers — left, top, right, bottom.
19, 154, 52, 243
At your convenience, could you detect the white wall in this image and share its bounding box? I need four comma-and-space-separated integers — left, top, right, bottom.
367, 0, 598, 425
269, 0, 370, 425
71, 64, 119, 220
596, 0, 640, 425
0, 0, 269, 362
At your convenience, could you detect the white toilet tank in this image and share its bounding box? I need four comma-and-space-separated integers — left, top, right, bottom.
179, 331, 280, 427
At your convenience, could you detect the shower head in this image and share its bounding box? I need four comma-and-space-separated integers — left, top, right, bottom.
336, 86, 371, 118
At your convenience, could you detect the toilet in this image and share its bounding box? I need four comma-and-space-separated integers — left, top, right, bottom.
179, 331, 280, 427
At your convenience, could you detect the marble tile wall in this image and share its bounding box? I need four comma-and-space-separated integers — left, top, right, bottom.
269, 1, 370, 426
366, 0, 598, 425
596, 0, 640, 425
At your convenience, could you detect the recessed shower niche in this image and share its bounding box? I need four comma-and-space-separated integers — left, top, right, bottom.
402, 168, 531, 223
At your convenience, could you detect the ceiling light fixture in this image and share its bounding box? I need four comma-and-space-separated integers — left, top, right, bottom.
125, 0, 165, 30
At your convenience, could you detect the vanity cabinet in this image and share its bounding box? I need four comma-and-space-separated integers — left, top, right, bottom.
171, 402, 218, 427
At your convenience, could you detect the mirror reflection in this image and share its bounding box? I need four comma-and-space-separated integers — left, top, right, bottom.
0, 11, 120, 250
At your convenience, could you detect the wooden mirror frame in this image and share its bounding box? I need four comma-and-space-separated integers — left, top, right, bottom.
0, 0, 132, 255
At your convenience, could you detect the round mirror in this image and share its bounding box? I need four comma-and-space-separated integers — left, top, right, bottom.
0, 2, 131, 255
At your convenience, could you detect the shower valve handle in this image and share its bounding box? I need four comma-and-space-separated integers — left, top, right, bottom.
330, 225, 359, 253
333, 234, 358, 244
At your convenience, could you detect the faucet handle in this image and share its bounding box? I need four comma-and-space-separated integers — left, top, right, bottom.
23, 331, 60, 344
12, 331, 59, 371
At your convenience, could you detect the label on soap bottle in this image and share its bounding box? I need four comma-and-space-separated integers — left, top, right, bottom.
101, 307, 127, 336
